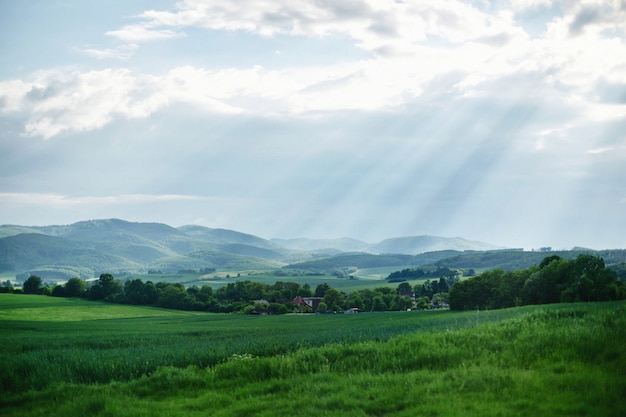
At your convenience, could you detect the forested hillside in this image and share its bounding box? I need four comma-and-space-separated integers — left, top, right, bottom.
1, 219, 625, 287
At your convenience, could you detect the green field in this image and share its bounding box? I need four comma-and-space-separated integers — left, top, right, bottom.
1, 294, 625, 416
125, 270, 402, 291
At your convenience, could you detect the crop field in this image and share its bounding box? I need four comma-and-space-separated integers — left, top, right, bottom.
127, 270, 400, 291
1, 294, 625, 416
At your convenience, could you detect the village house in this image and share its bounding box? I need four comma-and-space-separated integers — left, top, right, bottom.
291, 296, 323, 312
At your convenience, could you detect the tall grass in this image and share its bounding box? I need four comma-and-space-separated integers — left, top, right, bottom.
1, 295, 526, 393
2, 297, 625, 416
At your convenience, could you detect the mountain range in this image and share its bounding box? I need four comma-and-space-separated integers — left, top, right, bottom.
0, 218, 504, 280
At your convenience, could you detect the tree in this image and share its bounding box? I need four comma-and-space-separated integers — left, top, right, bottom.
89, 273, 122, 301
390, 295, 413, 311
450, 254, 624, 311
323, 288, 343, 311
523, 258, 568, 305
396, 282, 412, 294
417, 280, 433, 298
415, 296, 430, 310
297, 283, 313, 297
124, 279, 149, 304
449, 273, 492, 310
539, 255, 561, 269
437, 277, 449, 293
23, 275, 42, 294
268, 302, 288, 315
158, 284, 189, 309
194, 285, 214, 303
271, 281, 301, 300
51, 285, 65, 297
372, 296, 387, 312
346, 291, 365, 310
317, 301, 328, 313
315, 283, 331, 297
144, 281, 159, 304
65, 277, 86, 298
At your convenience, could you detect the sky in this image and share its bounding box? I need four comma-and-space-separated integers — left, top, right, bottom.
1, 0, 625, 250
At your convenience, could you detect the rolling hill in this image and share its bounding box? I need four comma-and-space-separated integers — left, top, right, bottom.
3, 218, 623, 284
271, 235, 503, 254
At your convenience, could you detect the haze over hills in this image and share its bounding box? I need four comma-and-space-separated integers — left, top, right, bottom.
1, 218, 624, 283
0, 218, 506, 280
271, 235, 504, 254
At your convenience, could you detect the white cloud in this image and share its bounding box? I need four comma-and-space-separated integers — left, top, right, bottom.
105, 25, 184, 42
566, 0, 626, 37
587, 146, 612, 154
15, 68, 166, 139
75, 44, 138, 60
0, 79, 32, 112
129, 0, 528, 52
1, 0, 625, 140
509, 0, 553, 9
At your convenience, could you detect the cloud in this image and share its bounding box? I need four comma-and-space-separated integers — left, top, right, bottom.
130, 0, 527, 52
567, 1, 626, 36
105, 25, 184, 42
0, 80, 31, 112
2, 66, 247, 139
13, 68, 167, 139
75, 44, 138, 60
510, 0, 553, 10
1, 0, 625, 140
587, 146, 612, 154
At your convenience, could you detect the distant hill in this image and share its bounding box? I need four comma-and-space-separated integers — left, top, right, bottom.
5, 218, 621, 284
0, 225, 44, 239
0, 233, 141, 279
179, 225, 275, 249
284, 251, 463, 271
371, 236, 503, 254
434, 249, 626, 272
0, 219, 287, 280
271, 235, 502, 254
270, 237, 370, 253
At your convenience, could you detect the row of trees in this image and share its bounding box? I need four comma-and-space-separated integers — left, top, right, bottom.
19, 274, 431, 314
387, 266, 462, 282
21, 254, 619, 314
448, 254, 626, 310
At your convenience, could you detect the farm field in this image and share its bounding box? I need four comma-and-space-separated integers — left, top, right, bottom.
125, 270, 401, 291
1, 295, 625, 416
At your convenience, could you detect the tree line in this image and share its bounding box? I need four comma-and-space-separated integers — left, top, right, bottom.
12, 274, 434, 314
448, 254, 626, 310
10, 253, 622, 314
386, 266, 461, 282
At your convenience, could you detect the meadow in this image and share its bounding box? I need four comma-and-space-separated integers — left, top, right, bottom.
1, 294, 625, 416
126, 268, 404, 291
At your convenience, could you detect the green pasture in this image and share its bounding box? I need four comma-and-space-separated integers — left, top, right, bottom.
0, 295, 198, 322
353, 266, 407, 280
127, 270, 397, 291
1, 295, 625, 416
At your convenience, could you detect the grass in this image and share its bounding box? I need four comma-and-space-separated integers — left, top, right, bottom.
0, 295, 194, 321
1, 295, 625, 416
124, 270, 393, 291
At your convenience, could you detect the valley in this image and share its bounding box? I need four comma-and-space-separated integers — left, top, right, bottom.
2, 219, 625, 290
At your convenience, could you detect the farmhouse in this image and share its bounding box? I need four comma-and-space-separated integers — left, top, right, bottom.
291, 296, 323, 311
